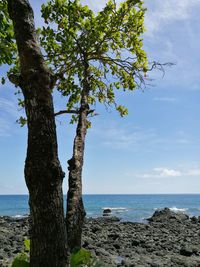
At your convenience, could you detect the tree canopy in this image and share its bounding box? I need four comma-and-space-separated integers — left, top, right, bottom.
0, 0, 16, 67
41, 0, 148, 119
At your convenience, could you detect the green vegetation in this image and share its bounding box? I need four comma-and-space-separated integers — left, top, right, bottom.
0, 0, 16, 66
11, 240, 102, 267
71, 248, 102, 267
41, 0, 148, 118
10, 240, 29, 267
11, 253, 29, 267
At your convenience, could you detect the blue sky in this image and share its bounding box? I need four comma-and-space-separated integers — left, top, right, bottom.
0, 0, 200, 194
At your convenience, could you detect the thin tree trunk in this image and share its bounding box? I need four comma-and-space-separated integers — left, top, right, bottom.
7, 1, 68, 266
66, 63, 91, 252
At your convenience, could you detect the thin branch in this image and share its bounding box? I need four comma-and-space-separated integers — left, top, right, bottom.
54, 109, 95, 117
149, 61, 175, 78
54, 110, 79, 116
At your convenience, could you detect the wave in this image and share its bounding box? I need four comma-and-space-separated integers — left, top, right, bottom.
102, 207, 128, 212
12, 214, 28, 219
153, 207, 188, 213
169, 207, 188, 213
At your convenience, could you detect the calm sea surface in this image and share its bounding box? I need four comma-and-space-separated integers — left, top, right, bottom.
1, 194, 200, 222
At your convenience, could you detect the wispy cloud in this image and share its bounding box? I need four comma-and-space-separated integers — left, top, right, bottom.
92, 123, 195, 151
137, 167, 181, 178
154, 167, 181, 177
92, 124, 157, 149
145, 0, 200, 36
0, 97, 19, 137
0, 118, 11, 137
128, 166, 200, 179
0, 97, 18, 118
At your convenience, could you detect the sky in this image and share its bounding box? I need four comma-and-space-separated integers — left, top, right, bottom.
0, 0, 200, 194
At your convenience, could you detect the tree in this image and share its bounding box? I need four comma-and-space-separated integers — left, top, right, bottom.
0, 0, 16, 67
41, 0, 151, 251
2, 1, 69, 266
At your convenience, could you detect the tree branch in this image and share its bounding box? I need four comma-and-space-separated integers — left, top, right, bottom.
54, 109, 95, 117
54, 110, 79, 116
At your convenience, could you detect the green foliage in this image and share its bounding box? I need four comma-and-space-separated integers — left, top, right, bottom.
24, 239, 30, 252
71, 248, 91, 267
11, 239, 30, 267
11, 243, 101, 267
0, 0, 18, 89
40, 0, 148, 118
0, 0, 16, 66
116, 105, 128, 117
11, 253, 29, 267
16, 116, 27, 127
70, 248, 102, 267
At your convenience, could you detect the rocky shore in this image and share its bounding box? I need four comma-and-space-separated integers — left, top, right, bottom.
1, 208, 200, 266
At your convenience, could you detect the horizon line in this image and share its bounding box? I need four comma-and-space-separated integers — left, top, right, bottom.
1, 193, 200, 196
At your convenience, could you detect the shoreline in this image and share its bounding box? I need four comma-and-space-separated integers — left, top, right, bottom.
1, 208, 200, 266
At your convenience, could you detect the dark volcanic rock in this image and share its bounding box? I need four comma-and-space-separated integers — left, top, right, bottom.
147, 207, 189, 223
103, 209, 112, 216
1, 209, 200, 267
0, 216, 29, 267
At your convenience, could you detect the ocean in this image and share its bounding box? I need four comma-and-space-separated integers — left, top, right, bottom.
1, 194, 200, 222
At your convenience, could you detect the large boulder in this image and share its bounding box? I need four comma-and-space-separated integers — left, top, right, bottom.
147, 207, 189, 223
103, 208, 112, 216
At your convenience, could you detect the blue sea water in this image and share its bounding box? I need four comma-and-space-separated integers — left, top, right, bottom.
1, 194, 200, 222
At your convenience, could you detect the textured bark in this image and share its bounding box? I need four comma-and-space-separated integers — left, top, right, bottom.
66, 63, 90, 252
7, 1, 68, 266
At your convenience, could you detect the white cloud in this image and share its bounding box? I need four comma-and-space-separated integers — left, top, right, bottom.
137, 167, 181, 178
154, 167, 181, 177
145, 0, 200, 36
33, 0, 200, 37
128, 166, 200, 179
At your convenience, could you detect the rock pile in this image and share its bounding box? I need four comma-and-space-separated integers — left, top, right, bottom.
147, 207, 189, 223
1, 208, 200, 266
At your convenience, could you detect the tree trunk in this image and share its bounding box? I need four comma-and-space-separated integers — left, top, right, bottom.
66, 64, 90, 252
7, 1, 68, 266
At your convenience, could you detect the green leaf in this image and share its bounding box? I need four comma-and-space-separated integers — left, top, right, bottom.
16, 116, 27, 127
70, 248, 92, 267
24, 239, 30, 252
11, 253, 29, 267
1, 77, 5, 85
116, 105, 128, 117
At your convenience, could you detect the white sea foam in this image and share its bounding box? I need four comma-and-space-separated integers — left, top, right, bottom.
12, 214, 28, 218
169, 207, 188, 213
102, 207, 128, 212
153, 207, 188, 213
